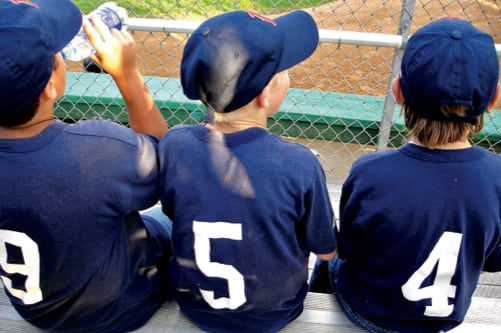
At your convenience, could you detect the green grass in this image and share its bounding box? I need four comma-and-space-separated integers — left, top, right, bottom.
73, 0, 330, 18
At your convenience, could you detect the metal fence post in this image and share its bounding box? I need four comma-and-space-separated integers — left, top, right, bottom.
376, 0, 416, 150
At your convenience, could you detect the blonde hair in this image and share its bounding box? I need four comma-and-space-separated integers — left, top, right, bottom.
403, 104, 484, 148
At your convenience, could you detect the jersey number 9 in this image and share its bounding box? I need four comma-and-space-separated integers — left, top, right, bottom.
0, 229, 43, 305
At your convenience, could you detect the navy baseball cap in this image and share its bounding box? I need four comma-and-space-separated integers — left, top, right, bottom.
400, 18, 499, 124
0, 0, 82, 113
181, 10, 319, 113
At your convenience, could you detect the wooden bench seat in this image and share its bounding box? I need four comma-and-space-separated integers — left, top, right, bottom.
1, 288, 500, 332
58, 72, 501, 151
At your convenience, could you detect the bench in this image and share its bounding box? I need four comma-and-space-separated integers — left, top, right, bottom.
1, 283, 500, 332
59, 72, 501, 151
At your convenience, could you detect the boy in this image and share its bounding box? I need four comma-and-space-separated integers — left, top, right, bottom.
310, 18, 501, 333
0, 0, 171, 332
158, 10, 337, 333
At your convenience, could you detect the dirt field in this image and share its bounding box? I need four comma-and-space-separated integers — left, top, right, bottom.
67, 0, 501, 107
64, 0, 500, 179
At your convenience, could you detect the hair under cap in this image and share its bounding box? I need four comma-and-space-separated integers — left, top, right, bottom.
400, 18, 499, 124
181, 10, 319, 113
0, 0, 82, 114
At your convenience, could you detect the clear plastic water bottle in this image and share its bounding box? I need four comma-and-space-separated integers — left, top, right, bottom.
62, 2, 128, 61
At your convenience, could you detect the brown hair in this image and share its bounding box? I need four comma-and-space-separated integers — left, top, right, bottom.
403, 103, 484, 148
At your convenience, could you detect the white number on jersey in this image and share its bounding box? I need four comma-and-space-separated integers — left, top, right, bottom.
401, 231, 462, 317
0, 230, 43, 304
193, 221, 246, 309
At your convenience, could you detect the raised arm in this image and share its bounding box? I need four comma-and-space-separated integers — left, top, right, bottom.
83, 16, 168, 138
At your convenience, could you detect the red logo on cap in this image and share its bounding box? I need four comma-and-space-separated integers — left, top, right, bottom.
10, 0, 39, 7
246, 11, 276, 26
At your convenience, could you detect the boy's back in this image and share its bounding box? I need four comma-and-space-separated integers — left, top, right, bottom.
309, 17, 501, 333
0, 119, 166, 331
160, 125, 335, 332
159, 10, 337, 333
339, 143, 501, 332
0, 1, 171, 331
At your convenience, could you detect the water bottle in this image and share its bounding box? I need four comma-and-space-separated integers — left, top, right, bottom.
62, 2, 127, 61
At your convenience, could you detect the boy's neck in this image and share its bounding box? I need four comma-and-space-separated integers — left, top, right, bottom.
410, 137, 472, 150
0, 105, 54, 139
0, 118, 54, 139
205, 121, 266, 134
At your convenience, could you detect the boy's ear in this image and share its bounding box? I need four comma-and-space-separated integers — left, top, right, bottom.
391, 76, 404, 105
255, 83, 272, 108
487, 84, 501, 110
40, 76, 58, 101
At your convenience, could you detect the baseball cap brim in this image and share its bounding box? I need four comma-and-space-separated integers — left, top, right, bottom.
36, 0, 83, 53
0, 0, 82, 114
275, 10, 319, 73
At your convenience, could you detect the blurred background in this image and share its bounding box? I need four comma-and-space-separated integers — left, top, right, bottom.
64, 0, 501, 187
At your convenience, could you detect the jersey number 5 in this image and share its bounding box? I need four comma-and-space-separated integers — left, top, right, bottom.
0, 229, 43, 304
193, 221, 246, 310
401, 231, 462, 317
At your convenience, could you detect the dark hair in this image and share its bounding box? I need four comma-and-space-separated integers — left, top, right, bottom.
0, 55, 59, 128
0, 100, 40, 127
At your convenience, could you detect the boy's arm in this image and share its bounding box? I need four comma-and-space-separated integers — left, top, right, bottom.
83, 16, 168, 138
315, 250, 337, 261
483, 243, 501, 272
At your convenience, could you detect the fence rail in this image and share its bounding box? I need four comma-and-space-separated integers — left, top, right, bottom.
127, 17, 501, 53
125, 17, 501, 156
64, 1, 501, 181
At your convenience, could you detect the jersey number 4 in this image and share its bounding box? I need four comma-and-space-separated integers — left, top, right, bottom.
193, 221, 247, 310
401, 231, 463, 317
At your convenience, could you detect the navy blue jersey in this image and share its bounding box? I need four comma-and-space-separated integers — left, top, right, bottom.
159, 124, 336, 333
337, 143, 501, 333
0, 120, 167, 332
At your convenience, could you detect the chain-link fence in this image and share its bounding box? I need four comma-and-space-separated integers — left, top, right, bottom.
63, 0, 501, 183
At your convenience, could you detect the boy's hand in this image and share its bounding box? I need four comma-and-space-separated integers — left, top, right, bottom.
83, 15, 137, 79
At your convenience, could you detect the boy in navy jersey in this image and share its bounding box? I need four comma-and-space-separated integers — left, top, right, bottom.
158, 10, 337, 333
0, 0, 171, 332
310, 18, 501, 333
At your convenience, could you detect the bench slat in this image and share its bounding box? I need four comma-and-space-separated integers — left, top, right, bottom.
2, 289, 501, 332
133, 292, 365, 333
